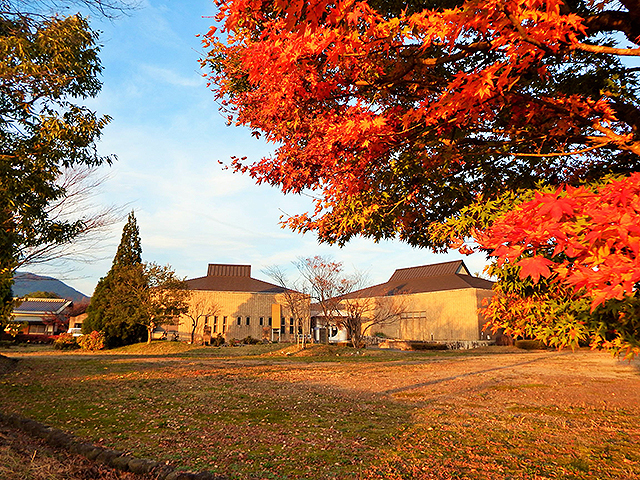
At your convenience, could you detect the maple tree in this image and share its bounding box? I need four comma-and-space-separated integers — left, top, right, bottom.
476, 174, 640, 358
205, 0, 640, 355
204, 0, 639, 246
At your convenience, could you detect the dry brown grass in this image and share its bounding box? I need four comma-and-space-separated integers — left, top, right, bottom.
1, 344, 639, 479
0, 425, 151, 480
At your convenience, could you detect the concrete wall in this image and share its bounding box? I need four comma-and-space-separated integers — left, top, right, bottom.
176, 291, 309, 343
368, 288, 493, 342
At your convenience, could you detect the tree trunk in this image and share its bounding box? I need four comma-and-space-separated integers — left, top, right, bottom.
349, 320, 363, 348
147, 320, 155, 344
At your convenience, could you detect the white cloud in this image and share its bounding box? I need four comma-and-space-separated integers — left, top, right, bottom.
139, 64, 204, 88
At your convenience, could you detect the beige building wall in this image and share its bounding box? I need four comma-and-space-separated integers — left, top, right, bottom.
368, 288, 493, 342
177, 291, 306, 343
476, 288, 495, 341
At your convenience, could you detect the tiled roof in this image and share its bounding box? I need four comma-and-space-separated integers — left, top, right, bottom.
186, 264, 287, 293
345, 260, 493, 298
14, 298, 72, 315
388, 260, 469, 281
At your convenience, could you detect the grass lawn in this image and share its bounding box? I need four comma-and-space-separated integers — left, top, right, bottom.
1, 342, 639, 479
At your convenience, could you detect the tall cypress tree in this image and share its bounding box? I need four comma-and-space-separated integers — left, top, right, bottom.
112, 211, 142, 268
84, 211, 147, 347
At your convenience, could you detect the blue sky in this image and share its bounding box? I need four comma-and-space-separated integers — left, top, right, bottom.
37, 0, 490, 296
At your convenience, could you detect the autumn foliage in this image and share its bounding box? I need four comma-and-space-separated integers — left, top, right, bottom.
204, 0, 640, 356
480, 174, 640, 310
204, 0, 639, 243
478, 174, 640, 358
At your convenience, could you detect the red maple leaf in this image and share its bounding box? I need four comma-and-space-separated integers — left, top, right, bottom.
517, 256, 553, 283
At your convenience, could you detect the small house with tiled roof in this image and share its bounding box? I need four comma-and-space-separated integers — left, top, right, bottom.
10, 297, 72, 337
176, 264, 309, 343
340, 260, 494, 343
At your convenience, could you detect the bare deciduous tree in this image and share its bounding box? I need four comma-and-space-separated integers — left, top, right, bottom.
0, 0, 139, 18
182, 291, 221, 345
263, 265, 310, 348
294, 256, 360, 344
339, 294, 407, 348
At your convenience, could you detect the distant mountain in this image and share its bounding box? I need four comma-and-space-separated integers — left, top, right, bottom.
12, 272, 90, 303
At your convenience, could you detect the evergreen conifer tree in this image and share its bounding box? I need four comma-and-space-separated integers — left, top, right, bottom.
112, 211, 142, 268
84, 211, 147, 347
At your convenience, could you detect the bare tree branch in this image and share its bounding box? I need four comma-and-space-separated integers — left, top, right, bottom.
182, 291, 221, 345
0, 0, 139, 19
16, 166, 125, 270
263, 265, 311, 348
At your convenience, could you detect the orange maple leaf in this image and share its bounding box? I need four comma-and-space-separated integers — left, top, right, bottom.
517, 256, 553, 283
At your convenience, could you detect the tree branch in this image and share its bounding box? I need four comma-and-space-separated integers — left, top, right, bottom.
590, 123, 640, 156
512, 144, 603, 157
503, 9, 554, 54
573, 43, 640, 56
416, 41, 492, 66
582, 11, 640, 45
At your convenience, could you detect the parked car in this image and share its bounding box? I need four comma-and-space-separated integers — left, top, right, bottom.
67, 328, 83, 337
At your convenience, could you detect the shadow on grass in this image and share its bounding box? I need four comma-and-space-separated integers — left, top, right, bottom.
381, 350, 570, 395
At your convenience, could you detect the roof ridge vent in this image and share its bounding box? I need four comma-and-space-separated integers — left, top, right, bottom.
207, 264, 251, 277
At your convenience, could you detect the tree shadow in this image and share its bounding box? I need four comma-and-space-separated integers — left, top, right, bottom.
380, 351, 568, 396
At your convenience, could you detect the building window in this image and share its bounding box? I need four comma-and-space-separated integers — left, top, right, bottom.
223, 316, 227, 333
280, 317, 285, 334
204, 315, 208, 325
259, 317, 264, 326
289, 317, 294, 334
237, 316, 242, 326
245, 316, 250, 325
268, 317, 272, 326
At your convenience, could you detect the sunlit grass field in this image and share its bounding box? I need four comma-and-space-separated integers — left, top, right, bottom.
1, 342, 639, 479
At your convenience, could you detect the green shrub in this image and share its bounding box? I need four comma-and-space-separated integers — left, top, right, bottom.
77, 331, 105, 351
211, 334, 225, 347
515, 339, 546, 350
242, 335, 260, 345
52, 333, 79, 350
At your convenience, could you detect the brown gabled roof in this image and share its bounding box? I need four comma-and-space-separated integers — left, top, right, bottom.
345, 260, 493, 298
186, 263, 287, 294
388, 260, 470, 281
